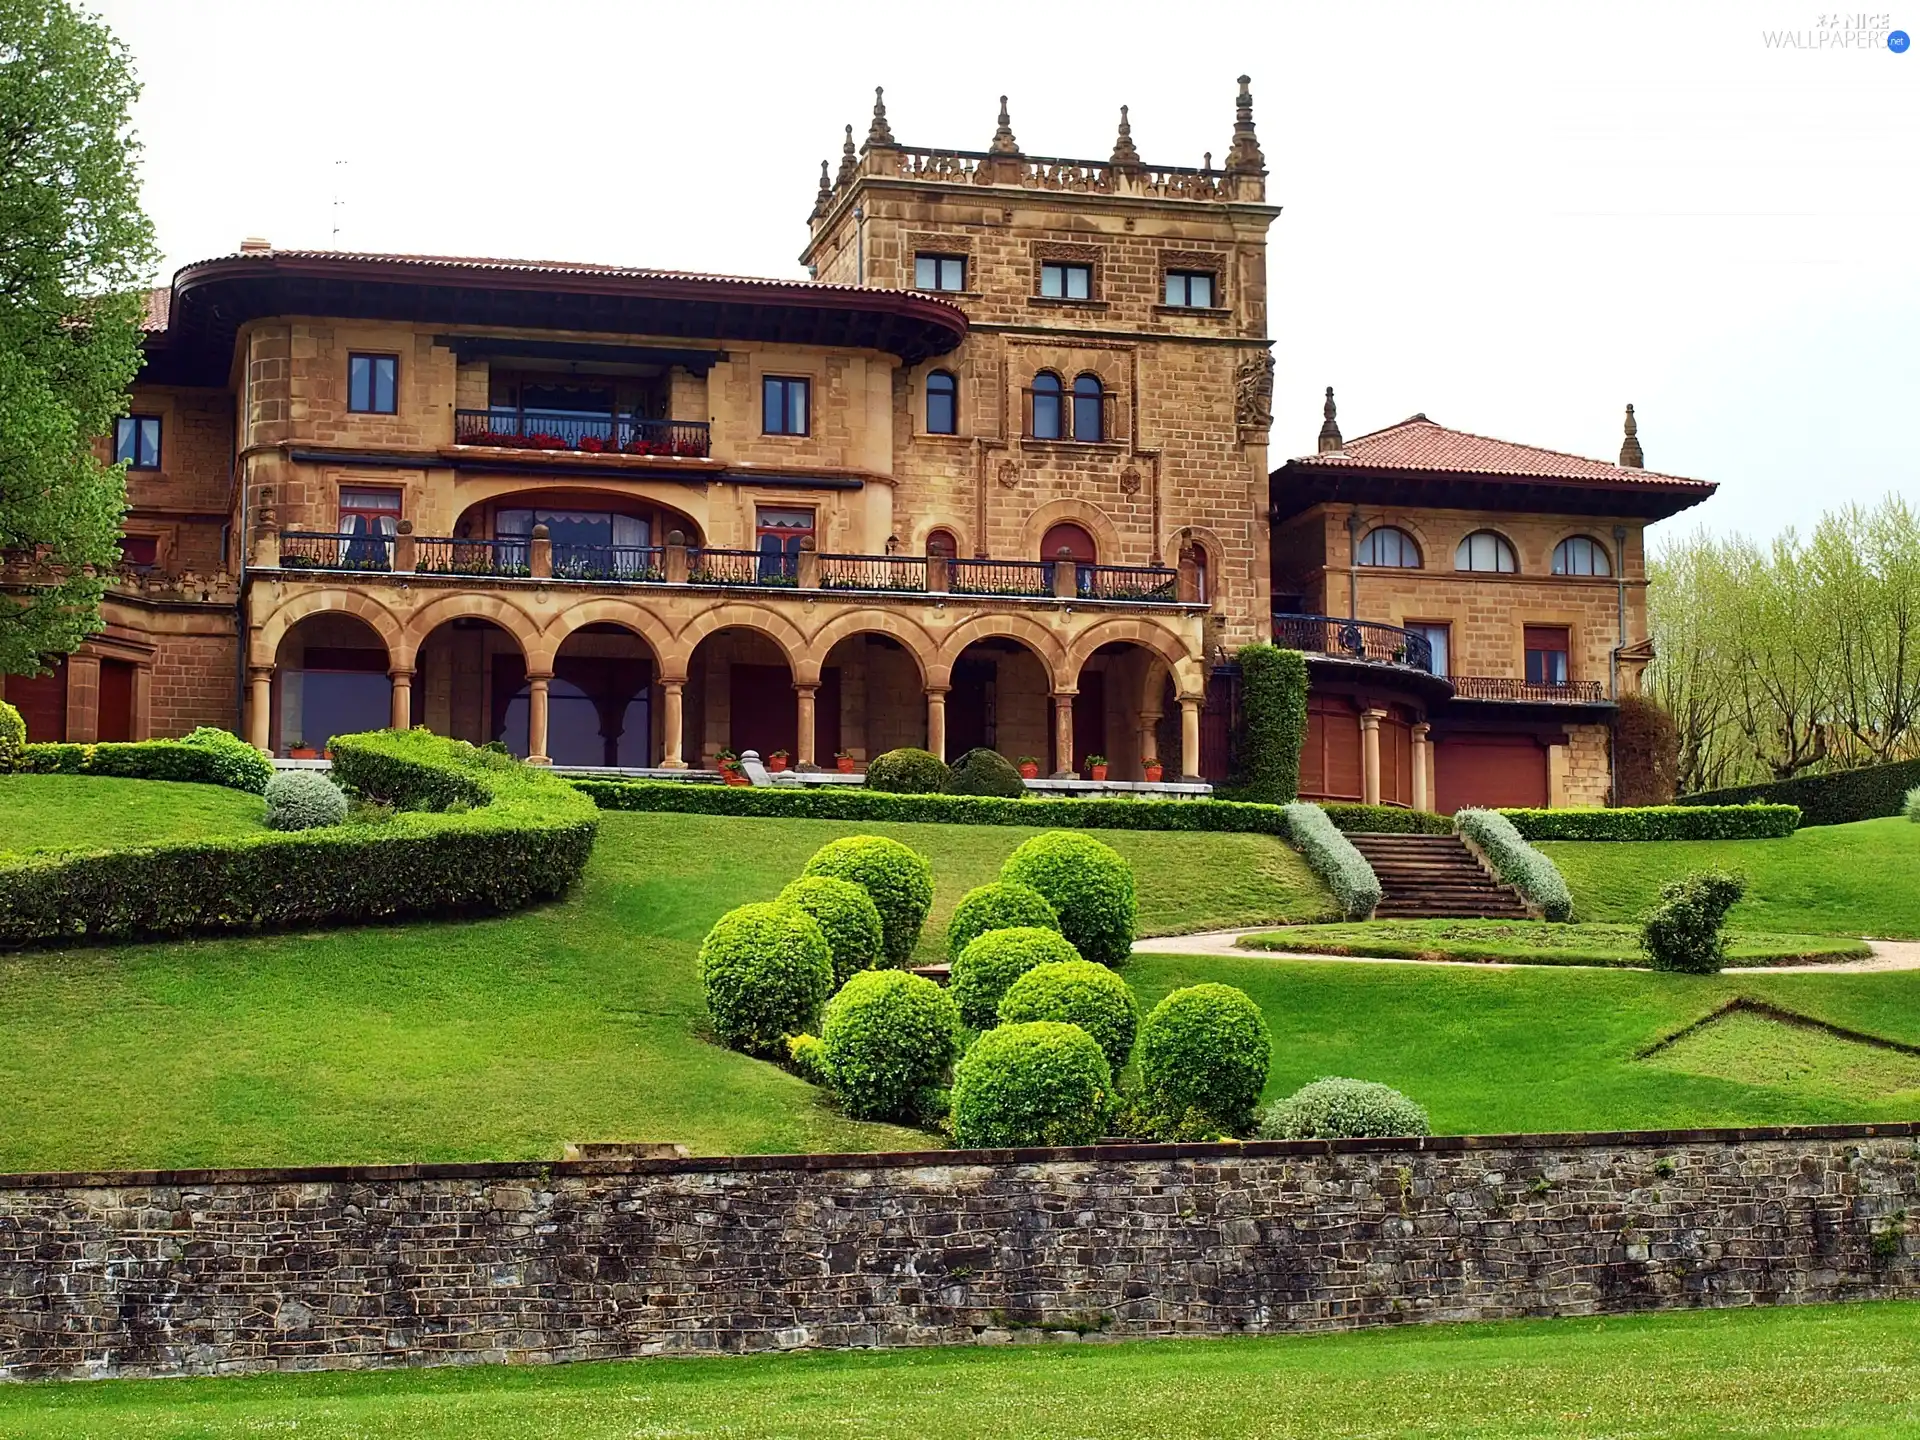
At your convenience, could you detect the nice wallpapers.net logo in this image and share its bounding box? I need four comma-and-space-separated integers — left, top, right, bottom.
1761, 12, 1910, 48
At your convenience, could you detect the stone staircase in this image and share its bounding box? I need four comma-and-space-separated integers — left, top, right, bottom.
1346, 833, 1532, 920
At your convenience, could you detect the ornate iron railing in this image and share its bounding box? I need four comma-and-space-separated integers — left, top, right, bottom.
1272, 612, 1435, 672
687, 548, 777, 586
1081, 563, 1178, 602
949, 558, 1052, 597
1452, 675, 1607, 704
551, 544, 665, 583
453, 410, 711, 458
280, 532, 392, 572
819, 554, 928, 592
415, 537, 530, 577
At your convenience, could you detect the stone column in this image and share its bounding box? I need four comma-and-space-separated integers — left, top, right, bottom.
1360, 708, 1385, 805
794, 683, 818, 769
65, 652, 101, 744
659, 678, 687, 769
247, 665, 273, 753
526, 673, 552, 765
389, 668, 413, 732
1137, 708, 1161, 774
1411, 721, 1432, 813
925, 686, 948, 761
1179, 696, 1202, 780
1052, 691, 1075, 777
131, 664, 153, 742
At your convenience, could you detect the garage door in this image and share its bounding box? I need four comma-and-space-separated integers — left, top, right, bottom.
1434, 734, 1548, 812
1299, 696, 1363, 801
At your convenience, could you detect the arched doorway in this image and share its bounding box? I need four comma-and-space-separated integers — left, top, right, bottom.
685, 625, 801, 767
1070, 640, 1175, 781
946, 636, 1055, 772
272, 613, 390, 755
820, 631, 917, 761
538, 623, 660, 768
414, 616, 529, 755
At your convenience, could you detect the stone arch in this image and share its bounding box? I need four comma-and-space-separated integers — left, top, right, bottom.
668, 603, 811, 684
1165, 522, 1232, 606
1064, 618, 1205, 698
913, 518, 970, 560
805, 609, 936, 686
400, 591, 542, 671
1353, 512, 1438, 569
931, 612, 1069, 692
446, 477, 709, 544
1019, 497, 1124, 567
1453, 525, 1524, 575
540, 596, 672, 672
252, 588, 404, 668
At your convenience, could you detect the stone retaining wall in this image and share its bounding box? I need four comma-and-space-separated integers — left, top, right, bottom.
2, 1123, 1915, 1381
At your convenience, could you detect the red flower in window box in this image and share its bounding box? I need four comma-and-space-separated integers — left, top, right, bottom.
528, 432, 568, 450
577, 435, 606, 453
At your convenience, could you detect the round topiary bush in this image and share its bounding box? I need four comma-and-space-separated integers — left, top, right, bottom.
179, 726, 274, 793
945, 880, 1060, 961
1138, 983, 1271, 1135
950, 926, 1081, 1030
950, 1020, 1114, 1149
698, 901, 834, 1057
0, 699, 24, 771
801, 835, 935, 967
819, 969, 961, 1121
777, 875, 885, 987
865, 747, 951, 795
1256, 1077, 1430, 1140
943, 747, 1027, 799
999, 830, 1137, 968
263, 769, 349, 831
996, 960, 1140, 1075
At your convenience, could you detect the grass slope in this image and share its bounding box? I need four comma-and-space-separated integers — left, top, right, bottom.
0, 774, 264, 856
0, 812, 1328, 1170
11, 1303, 1920, 1438
1235, 919, 1870, 967
1544, 816, 1920, 938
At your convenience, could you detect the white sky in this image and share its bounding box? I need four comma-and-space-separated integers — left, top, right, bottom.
95, 0, 1918, 544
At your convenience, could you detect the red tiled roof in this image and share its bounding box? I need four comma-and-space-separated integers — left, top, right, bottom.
141, 286, 170, 331
1291, 414, 1712, 491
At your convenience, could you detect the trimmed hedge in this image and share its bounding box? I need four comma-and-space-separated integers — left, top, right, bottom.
818, 969, 960, 1121
1137, 983, 1271, 1136
1234, 644, 1308, 803
19, 727, 274, 794
1614, 694, 1680, 806
1281, 802, 1380, 919
0, 729, 599, 949
1257, 1077, 1431, 1140
999, 830, 1137, 968
945, 880, 1060, 961
950, 926, 1081, 1031
1455, 808, 1573, 921
1677, 758, 1920, 828
0, 700, 24, 770
1500, 804, 1801, 842
950, 1020, 1114, 1149
698, 901, 833, 1056
943, 746, 1027, 798
865, 747, 950, 795
997, 959, 1139, 1075
1320, 803, 1453, 836
776, 875, 885, 987
800, 835, 935, 967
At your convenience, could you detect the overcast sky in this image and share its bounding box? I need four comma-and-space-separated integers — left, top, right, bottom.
94, 0, 1917, 546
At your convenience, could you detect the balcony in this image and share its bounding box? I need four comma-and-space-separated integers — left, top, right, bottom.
1451, 675, 1607, 704
453, 410, 711, 459
1272, 612, 1435, 672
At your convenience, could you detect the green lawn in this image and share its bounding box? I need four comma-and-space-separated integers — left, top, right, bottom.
1235, 919, 1870, 967
11, 1303, 1920, 1438
1544, 817, 1920, 938
0, 773, 265, 856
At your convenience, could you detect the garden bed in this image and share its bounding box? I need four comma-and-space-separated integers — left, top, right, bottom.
1233, 920, 1871, 968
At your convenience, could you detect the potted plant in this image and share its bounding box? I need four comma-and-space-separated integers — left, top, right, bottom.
834, 748, 857, 774
1016, 755, 1040, 780
287, 735, 318, 760
768, 749, 790, 773
1143, 759, 1164, 783
1084, 754, 1109, 782
716, 749, 750, 786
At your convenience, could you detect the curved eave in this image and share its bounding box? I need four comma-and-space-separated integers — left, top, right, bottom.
1270, 462, 1716, 524
1303, 652, 1457, 706
150, 254, 969, 386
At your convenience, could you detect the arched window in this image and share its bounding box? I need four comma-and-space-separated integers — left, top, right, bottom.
1030, 371, 1063, 439
925, 528, 957, 560
925, 370, 957, 435
1040, 522, 1097, 564
1455, 530, 1518, 573
1552, 535, 1612, 577
1357, 526, 1421, 569
1190, 544, 1210, 602
1072, 373, 1105, 442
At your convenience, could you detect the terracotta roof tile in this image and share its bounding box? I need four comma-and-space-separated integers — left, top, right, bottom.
1292, 414, 1711, 491
140, 285, 170, 331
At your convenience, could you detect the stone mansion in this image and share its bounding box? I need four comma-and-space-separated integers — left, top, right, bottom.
0, 79, 1713, 808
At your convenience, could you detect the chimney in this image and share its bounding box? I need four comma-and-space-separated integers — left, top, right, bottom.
1619, 404, 1644, 468
239, 237, 271, 254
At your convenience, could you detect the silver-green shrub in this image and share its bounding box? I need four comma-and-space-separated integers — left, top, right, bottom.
1281, 802, 1380, 919
1258, 1077, 1430, 1139
1904, 785, 1920, 822
1454, 808, 1573, 921
263, 770, 349, 831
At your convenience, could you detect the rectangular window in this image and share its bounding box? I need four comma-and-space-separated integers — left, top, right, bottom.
117, 534, 159, 571
1413, 623, 1450, 677
1524, 625, 1571, 686
755, 506, 815, 582
114, 415, 162, 470
1039, 262, 1093, 300
914, 253, 967, 291
348, 353, 398, 414
762, 375, 810, 436
1163, 270, 1217, 308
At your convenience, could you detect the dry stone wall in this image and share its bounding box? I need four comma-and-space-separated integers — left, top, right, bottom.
0, 1124, 1913, 1381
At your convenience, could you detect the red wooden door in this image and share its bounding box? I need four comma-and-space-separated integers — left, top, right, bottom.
6, 660, 67, 742
97, 659, 136, 743
1434, 734, 1548, 813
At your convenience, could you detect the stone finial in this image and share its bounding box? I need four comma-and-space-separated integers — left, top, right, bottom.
989, 95, 1020, 155
1202, 150, 1213, 172
866, 86, 895, 147
835, 125, 858, 186
1619, 403, 1644, 468
810, 159, 832, 219
1225, 74, 1265, 174
1110, 105, 1141, 167
1318, 386, 1343, 453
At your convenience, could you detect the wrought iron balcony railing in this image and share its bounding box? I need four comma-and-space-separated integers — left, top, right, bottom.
280, 532, 393, 572
1272, 612, 1435, 672
453, 410, 711, 458
1451, 675, 1607, 704
415, 537, 530, 577
949, 558, 1052, 597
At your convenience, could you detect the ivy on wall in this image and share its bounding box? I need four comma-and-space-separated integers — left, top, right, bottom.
1233, 644, 1308, 805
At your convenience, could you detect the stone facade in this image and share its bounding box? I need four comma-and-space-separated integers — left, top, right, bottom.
0, 1124, 1912, 1381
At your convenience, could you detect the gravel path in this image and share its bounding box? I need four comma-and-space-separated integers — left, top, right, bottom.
1131, 930, 1920, 974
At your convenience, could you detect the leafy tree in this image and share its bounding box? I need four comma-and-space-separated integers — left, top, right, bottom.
0, 0, 157, 676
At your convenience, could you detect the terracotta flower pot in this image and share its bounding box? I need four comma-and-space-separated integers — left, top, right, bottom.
289, 746, 318, 760
1143, 764, 1164, 783
768, 756, 789, 772
1018, 763, 1040, 780
1089, 764, 1109, 782
836, 756, 856, 773
723, 770, 751, 787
